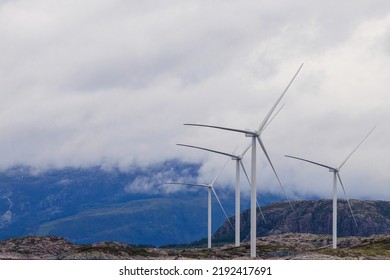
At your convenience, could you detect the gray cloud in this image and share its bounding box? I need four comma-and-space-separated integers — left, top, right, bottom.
0, 0, 390, 199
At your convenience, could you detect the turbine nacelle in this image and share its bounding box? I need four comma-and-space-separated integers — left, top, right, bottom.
244, 129, 258, 137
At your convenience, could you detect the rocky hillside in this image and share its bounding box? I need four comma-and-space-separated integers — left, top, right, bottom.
214, 199, 390, 242
1, 234, 389, 260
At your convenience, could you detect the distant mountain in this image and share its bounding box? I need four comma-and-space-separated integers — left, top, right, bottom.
34, 197, 210, 246
0, 161, 244, 246
6, 162, 387, 248
213, 199, 390, 242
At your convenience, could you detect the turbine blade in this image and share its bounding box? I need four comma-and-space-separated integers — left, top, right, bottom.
260, 104, 285, 133
177, 143, 239, 159
285, 155, 336, 170
256, 200, 267, 223
211, 187, 234, 231
240, 142, 252, 157
257, 63, 304, 132
339, 126, 376, 169
184, 123, 256, 136
238, 160, 266, 222
239, 160, 251, 187
164, 182, 209, 188
210, 156, 230, 186
337, 172, 358, 227
258, 137, 295, 213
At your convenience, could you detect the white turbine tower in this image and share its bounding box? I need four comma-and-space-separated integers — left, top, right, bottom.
185, 63, 303, 257
285, 126, 375, 249
165, 158, 233, 249
176, 143, 267, 247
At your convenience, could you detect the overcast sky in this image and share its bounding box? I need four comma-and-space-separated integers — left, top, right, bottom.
1, 0, 390, 200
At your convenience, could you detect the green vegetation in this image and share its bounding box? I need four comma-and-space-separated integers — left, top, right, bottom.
319, 238, 390, 259
74, 245, 160, 258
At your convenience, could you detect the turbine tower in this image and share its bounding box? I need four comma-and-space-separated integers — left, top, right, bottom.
165, 158, 233, 249
184, 63, 303, 257
285, 126, 375, 249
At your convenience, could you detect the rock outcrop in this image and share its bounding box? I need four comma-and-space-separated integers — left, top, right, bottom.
1, 233, 389, 260
213, 199, 390, 242
0, 236, 76, 259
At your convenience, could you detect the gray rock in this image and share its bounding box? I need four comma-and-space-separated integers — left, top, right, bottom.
1, 233, 389, 260
214, 199, 390, 242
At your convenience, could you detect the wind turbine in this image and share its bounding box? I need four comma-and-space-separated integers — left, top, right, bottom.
176, 142, 267, 247
184, 63, 303, 257
165, 158, 233, 249
285, 126, 375, 249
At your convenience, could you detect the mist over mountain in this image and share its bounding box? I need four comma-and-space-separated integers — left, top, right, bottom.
0, 161, 204, 245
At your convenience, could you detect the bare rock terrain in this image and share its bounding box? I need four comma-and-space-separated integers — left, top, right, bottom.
1, 233, 389, 260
